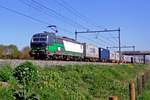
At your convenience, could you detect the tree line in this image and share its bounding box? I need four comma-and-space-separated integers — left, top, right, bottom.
0, 44, 31, 59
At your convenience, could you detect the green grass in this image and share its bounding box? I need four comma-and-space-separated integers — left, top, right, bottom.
140, 80, 150, 100
0, 63, 149, 100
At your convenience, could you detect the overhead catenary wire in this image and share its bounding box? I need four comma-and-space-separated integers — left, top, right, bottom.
26, 0, 117, 46
52, 27, 106, 47
19, 0, 86, 32
19, 0, 113, 46
78, 33, 116, 46
53, 0, 118, 45
51, 0, 94, 29
1, 0, 118, 48
0, 4, 50, 25
18, 0, 87, 30
0, 3, 104, 47
29, 0, 89, 30
0, 0, 76, 35
0, 4, 71, 36
55, 0, 119, 46
57, 0, 101, 29
22, 0, 118, 46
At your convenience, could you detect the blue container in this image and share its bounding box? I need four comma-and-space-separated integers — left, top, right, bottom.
99, 48, 110, 61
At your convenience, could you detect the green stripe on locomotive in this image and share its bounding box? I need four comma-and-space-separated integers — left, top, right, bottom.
47, 43, 83, 57
47, 43, 64, 52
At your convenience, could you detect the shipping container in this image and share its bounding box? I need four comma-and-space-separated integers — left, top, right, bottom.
134, 55, 144, 63
123, 55, 132, 63
115, 52, 119, 61
109, 51, 119, 62
83, 43, 99, 58
99, 48, 110, 61
109, 51, 115, 60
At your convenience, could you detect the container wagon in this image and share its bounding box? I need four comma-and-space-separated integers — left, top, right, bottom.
83, 43, 99, 62
99, 48, 110, 62
109, 51, 119, 63
122, 55, 133, 63
134, 55, 144, 63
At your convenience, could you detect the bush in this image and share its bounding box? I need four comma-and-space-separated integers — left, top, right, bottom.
13, 62, 39, 100
13, 61, 38, 85
0, 65, 13, 82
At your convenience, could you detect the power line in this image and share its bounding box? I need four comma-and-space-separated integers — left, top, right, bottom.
58, 0, 101, 29
19, 0, 85, 29
19, 0, 108, 46
52, 0, 94, 28
79, 36, 106, 47
0, 4, 50, 25
29, 0, 88, 30
0, 3, 108, 47
1, 1, 118, 48
55, 0, 119, 46
56, 27, 105, 46
96, 33, 118, 45
17, 0, 85, 34
23, 0, 117, 47
0, 4, 72, 36
54, 0, 117, 45
78, 33, 117, 46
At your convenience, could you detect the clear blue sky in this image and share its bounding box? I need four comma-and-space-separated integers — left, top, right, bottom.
0, 0, 149, 51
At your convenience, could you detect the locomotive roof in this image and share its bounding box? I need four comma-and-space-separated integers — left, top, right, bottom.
56, 36, 82, 44
33, 32, 55, 37
32, 32, 82, 44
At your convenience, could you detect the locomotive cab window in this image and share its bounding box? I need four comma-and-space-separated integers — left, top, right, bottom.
32, 38, 47, 42
33, 38, 39, 41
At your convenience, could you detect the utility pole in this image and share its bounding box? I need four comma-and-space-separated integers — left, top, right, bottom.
75, 28, 121, 63
118, 28, 121, 63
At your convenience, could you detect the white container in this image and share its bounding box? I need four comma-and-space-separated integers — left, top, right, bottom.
134, 55, 143, 63
123, 55, 132, 62
109, 51, 116, 60
110, 51, 119, 61
115, 52, 119, 61
63, 40, 83, 53
83, 43, 99, 58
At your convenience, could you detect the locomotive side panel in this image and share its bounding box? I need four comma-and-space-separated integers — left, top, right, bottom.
62, 40, 84, 57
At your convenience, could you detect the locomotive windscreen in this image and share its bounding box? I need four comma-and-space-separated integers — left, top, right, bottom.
32, 38, 47, 42
32, 33, 48, 42
31, 42, 47, 48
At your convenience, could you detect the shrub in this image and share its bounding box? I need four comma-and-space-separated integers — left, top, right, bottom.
13, 61, 38, 85
13, 62, 39, 100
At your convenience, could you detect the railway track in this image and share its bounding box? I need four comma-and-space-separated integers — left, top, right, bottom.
0, 59, 114, 67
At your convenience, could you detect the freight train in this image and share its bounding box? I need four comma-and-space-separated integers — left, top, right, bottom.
29, 32, 143, 63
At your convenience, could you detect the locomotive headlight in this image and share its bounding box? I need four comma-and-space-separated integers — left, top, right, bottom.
46, 46, 48, 50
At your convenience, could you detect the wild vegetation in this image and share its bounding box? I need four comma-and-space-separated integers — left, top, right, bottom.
0, 44, 31, 59
0, 62, 149, 100
140, 80, 150, 99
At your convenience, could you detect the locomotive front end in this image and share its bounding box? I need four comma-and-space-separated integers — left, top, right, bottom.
30, 33, 49, 59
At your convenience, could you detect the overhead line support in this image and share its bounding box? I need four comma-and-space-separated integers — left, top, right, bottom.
75, 28, 121, 63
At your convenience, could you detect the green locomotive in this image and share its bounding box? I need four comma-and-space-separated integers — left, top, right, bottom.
30, 32, 84, 60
